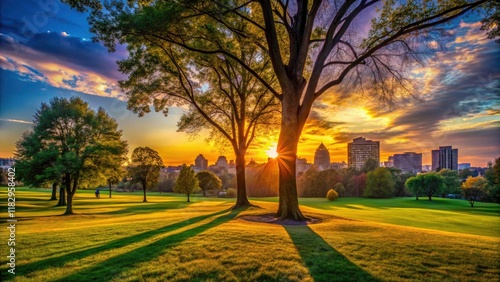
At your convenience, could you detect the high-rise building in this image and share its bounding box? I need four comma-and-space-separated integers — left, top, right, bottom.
431, 146, 458, 171
194, 154, 208, 170
393, 152, 422, 174
314, 143, 330, 170
348, 137, 380, 170
216, 156, 228, 169
458, 163, 471, 170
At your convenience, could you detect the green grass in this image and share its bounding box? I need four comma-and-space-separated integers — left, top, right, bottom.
1, 187, 499, 281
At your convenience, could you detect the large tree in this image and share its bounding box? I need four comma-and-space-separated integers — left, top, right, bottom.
364, 167, 395, 198
461, 176, 488, 207
66, 0, 495, 220
129, 147, 164, 202
15, 97, 128, 215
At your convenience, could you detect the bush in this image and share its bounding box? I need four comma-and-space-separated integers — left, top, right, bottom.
333, 182, 345, 196
326, 189, 338, 201
226, 188, 237, 198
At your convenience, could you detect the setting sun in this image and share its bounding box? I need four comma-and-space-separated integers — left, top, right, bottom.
265, 145, 278, 159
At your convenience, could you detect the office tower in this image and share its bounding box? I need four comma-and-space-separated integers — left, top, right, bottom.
393, 152, 422, 174
348, 137, 380, 170
194, 154, 208, 170
314, 143, 330, 170
431, 146, 458, 171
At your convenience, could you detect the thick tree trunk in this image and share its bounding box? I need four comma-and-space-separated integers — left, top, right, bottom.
187, 193, 190, 202
232, 150, 251, 209
108, 180, 112, 198
57, 186, 66, 206
142, 181, 147, 202
50, 182, 58, 200
276, 100, 306, 221
63, 174, 73, 215
428, 195, 432, 200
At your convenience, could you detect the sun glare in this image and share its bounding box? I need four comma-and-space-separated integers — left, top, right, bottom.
265, 145, 278, 159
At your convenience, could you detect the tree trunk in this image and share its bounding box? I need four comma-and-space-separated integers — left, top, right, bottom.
232, 150, 251, 209
63, 174, 74, 215
57, 186, 66, 206
187, 193, 190, 202
428, 195, 432, 200
276, 100, 306, 220
108, 179, 112, 198
142, 181, 147, 202
50, 182, 58, 200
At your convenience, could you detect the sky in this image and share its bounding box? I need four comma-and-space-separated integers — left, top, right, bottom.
0, 0, 498, 167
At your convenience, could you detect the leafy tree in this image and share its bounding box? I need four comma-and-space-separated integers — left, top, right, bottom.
461, 176, 489, 207
298, 168, 339, 197
226, 188, 237, 198
405, 175, 423, 200
15, 97, 128, 215
459, 168, 472, 181
484, 157, 500, 203
129, 147, 163, 202
364, 168, 395, 198
66, 0, 494, 220
438, 169, 461, 197
327, 189, 339, 201
196, 171, 222, 196
406, 173, 445, 201
333, 182, 346, 197
362, 159, 380, 173
174, 165, 200, 202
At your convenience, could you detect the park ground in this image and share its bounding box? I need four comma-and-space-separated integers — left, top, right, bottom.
1, 188, 499, 281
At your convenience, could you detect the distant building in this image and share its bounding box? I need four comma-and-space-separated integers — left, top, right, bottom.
194, 154, 208, 170
296, 157, 310, 175
383, 156, 394, 168
422, 165, 432, 172
216, 156, 228, 169
331, 161, 348, 170
393, 152, 422, 174
458, 163, 471, 170
431, 146, 458, 171
314, 143, 330, 170
348, 137, 380, 170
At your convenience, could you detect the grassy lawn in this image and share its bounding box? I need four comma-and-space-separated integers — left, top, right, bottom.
2, 187, 499, 281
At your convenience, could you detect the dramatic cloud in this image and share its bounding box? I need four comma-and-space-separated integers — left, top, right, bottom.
0, 32, 126, 98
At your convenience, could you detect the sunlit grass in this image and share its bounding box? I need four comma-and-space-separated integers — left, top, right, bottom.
1, 187, 499, 281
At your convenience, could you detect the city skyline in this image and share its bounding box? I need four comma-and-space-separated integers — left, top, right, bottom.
0, 0, 499, 167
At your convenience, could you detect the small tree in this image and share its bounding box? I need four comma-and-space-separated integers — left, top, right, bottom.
333, 183, 345, 197
364, 168, 395, 198
174, 165, 200, 202
196, 171, 222, 196
327, 189, 338, 201
462, 176, 489, 207
438, 169, 461, 197
406, 173, 445, 201
226, 188, 237, 198
129, 147, 163, 202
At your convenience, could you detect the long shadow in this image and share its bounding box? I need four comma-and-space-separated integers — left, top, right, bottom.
17, 208, 231, 276
285, 225, 380, 282
94, 201, 190, 215
54, 208, 245, 281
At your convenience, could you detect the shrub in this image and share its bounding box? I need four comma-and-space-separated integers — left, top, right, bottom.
226, 188, 237, 198
327, 189, 338, 201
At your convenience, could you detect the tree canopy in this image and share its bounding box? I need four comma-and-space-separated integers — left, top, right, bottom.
15, 97, 128, 215
65, 0, 496, 220
196, 171, 222, 196
405, 172, 445, 201
129, 146, 164, 202
461, 176, 489, 207
364, 167, 395, 198
174, 165, 200, 202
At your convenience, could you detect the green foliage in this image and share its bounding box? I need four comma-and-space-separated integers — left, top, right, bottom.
14, 97, 128, 214
298, 168, 339, 197
174, 165, 200, 202
461, 176, 489, 207
438, 169, 461, 196
362, 158, 379, 173
333, 182, 346, 196
326, 189, 339, 201
196, 171, 222, 196
364, 168, 395, 198
225, 188, 237, 198
129, 147, 163, 202
405, 172, 445, 200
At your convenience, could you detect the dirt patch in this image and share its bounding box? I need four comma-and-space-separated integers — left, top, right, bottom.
240, 213, 323, 226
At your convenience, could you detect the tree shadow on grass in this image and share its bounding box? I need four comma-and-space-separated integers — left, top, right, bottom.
285, 226, 381, 282
52, 208, 245, 281
17, 208, 232, 277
